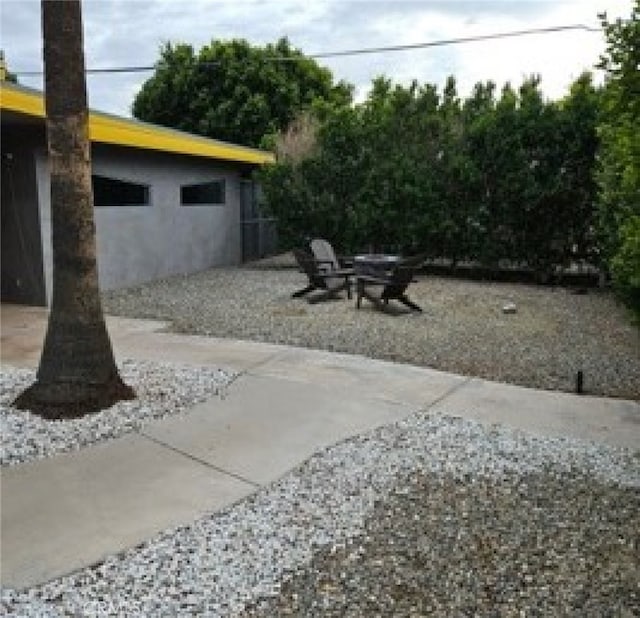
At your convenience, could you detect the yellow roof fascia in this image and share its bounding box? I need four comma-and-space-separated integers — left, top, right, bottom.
89, 113, 274, 164
0, 83, 274, 165
0, 82, 45, 117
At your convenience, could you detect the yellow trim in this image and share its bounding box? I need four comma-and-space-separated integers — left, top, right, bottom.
88, 113, 273, 164
0, 83, 45, 117
0, 83, 274, 165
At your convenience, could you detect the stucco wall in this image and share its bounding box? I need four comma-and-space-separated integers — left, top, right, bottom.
36, 143, 244, 303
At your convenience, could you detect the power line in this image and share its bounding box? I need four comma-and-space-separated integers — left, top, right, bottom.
13, 24, 601, 76
310, 25, 601, 59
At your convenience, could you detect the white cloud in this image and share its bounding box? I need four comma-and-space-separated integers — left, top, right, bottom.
439, 0, 613, 100
0, 0, 634, 116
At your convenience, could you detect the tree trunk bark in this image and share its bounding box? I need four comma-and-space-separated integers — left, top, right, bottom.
14, 0, 134, 419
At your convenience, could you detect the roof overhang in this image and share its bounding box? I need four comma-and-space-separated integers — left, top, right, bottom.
0, 82, 275, 165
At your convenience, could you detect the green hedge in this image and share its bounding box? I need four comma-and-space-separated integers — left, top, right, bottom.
260, 74, 600, 279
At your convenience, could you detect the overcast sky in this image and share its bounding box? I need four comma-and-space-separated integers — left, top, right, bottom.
0, 0, 633, 118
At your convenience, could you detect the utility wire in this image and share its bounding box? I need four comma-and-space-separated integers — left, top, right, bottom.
13, 24, 602, 76
309, 24, 601, 59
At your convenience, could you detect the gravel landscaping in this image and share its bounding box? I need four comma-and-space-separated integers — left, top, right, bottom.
3, 260, 638, 616
103, 262, 640, 399
0, 360, 234, 466
2, 414, 638, 617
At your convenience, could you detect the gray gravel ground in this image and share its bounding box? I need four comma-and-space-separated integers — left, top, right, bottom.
0, 360, 234, 466
2, 414, 638, 617
4, 262, 638, 616
103, 263, 640, 399
244, 471, 639, 617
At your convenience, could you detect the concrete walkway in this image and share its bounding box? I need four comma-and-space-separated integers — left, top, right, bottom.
1, 304, 638, 590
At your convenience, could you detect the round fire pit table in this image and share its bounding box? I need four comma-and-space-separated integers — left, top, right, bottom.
353, 254, 402, 277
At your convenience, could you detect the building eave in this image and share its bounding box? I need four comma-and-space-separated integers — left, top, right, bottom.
0, 82, 275, 165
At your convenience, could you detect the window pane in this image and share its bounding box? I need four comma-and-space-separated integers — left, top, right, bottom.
92, 175, 149, 207
181, 180, 225, 205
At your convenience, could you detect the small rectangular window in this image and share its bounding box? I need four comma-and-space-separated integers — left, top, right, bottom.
181, 180, 225, 205
92, 175, 149, 207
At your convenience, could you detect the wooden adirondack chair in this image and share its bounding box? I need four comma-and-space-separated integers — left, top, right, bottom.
355, 254, 424, 313
291, 248, 353, 303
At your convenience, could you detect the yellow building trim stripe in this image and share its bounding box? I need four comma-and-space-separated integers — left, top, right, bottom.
88, 113, 273, 164
0, 83, 45, 117
0, 83, 274, 165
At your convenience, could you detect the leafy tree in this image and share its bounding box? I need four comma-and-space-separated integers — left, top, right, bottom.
461, 80, 496, 260
466, 82, 523, 266
0, 51, 18, 82
510, 76, 598, 276
596, 1, 640, 314
261, 72, 601, 276
556, 73, 600, 262
610, 215, 640, 319
133, 38, 352, 148
15, 0, 134, 418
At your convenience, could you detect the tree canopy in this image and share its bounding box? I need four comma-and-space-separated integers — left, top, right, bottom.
132, 37, 352, 148
596, 1, 640, 316
0, 51, 18, 82
260, 72, 601, 280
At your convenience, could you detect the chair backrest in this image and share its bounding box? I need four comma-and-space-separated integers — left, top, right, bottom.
293, 247, 346, 292
400, 253, 426, 269
379, 265, 412, 296
310, 238, 340, 273
292, 248, 318, 278
381, 255, 424, 298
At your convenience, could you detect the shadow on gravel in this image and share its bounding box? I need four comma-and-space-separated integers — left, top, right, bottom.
245, 470, 639, 617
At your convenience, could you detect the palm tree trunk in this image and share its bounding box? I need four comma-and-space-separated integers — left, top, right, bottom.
14, 0, 134, 418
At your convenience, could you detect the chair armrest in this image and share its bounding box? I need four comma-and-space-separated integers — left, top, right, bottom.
356, 274, 390, 286
315, 258, 341, 274
317, 259, 354, 274
320, 268, 354, 278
